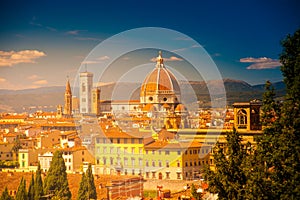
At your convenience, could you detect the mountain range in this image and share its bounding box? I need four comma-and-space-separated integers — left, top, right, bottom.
0, 79, 285, 113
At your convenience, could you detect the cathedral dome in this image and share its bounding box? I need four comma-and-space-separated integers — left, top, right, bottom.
140, 51, 181, 104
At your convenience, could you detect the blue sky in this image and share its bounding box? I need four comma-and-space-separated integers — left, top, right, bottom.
0, 0, 299, 90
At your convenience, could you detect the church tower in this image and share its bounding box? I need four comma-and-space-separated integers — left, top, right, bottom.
64, 78, 72, 116
79, 69, 93, 114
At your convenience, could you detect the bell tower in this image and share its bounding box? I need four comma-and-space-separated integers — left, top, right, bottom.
64, 77, 72, 117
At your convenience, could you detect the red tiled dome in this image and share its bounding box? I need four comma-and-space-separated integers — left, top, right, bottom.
140, 51, 180, 100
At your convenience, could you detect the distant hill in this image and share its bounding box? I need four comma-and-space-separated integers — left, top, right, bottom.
0, 79, 285, 113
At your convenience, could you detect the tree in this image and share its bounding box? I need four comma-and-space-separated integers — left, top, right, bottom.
43, 151, 71, 200
190, 184, 202, 200
272, 27, 300, 199
86, 163, 97, 200
244, 81, 281, 199
204, 128, 249, 200
249, 28, 300, 199
16, 177, 28, 200
77, 164, 97, 200
28, 173, 35, 200
77, 172, 88, 200
35, 162, 44, 200
0, 187, 13, 200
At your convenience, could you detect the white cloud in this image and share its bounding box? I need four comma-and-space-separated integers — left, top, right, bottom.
172, 44, 201, 53
81, 60, 99, 65
167, 56, 183, 61
240, 57, 282, 70
174, 37, 193, 41
246, 61, 282, 70
66, 30, 80, 35
27, 74, 41, 80
0, 50, 46, 67
74, 37, 101, 41
33, 80, 48, 85
150, 56, 183, 62
97, 55, 110, 61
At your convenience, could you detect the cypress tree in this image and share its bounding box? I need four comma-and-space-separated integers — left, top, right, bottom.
28, 173, 35, 200
0, 187, 13, 200
34, 162, 44, 200
77, 172, 88, 200
43, 151, 71, 200
204, 128, 249, 200
86, 163, 97, 200
16, 177, 28, 200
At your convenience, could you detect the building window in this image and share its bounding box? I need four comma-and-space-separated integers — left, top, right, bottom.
124, 138, 127, 144
97, 158, 100, 165
82, 151, 84, 155
131, 147, 135, 154
177, 151, 181, 155
165, 150, 170, 155
131, 138, 135, 144
177, 160, 180, 167
117, 138, 120, 144
110, 147, 114, 154
139, 148, 143, 154
152, 150, 155, 155
124, 157, 128, 166
117, 147, 120, 154
103, 157, 106, 165
158, 160, 162, 167
158, 150, 162, 155
146, 150, 149, 154
177, 172, 181, 179
124, 147, 128, 154
139, 139, 143, 144
103, 147, 107, 154
139, 158, 143, 167
152, 160, 155, 167
237, 109, 247, 125
152, 172, 156, 179
132, 169, 135, 175
103, 138, 107, 144
146, 160, 149, 167
146, 172, 150, 178
69, 158, 71, 162
124, 169, 128, 175
166, 172, 170, 179
22, 153, 25, 159
166, 160, 169, 168
131, 158, 135, 166
110, 158, 113, 165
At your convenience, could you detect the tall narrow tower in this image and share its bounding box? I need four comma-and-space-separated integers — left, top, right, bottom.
64, 78, 72, 116
91, 87, 101, 115
79, 70, 93, 114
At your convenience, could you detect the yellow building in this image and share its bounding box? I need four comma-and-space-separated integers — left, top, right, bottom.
94, 127, 153, 176
144, 140, 211, 180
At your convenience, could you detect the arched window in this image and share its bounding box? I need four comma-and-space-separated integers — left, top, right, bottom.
237, 109, 247, 125
81, 83, 86, 92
